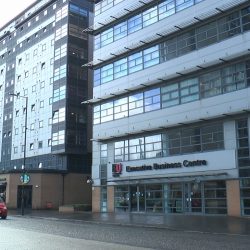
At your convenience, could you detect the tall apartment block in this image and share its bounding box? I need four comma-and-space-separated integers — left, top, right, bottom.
88, 0, 250, 216
0, 0, 93, 209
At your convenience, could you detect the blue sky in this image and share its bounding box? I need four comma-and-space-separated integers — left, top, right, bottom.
0, 0, 36, 28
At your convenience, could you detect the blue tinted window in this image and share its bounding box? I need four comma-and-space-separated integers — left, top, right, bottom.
143, 6, 158, 27
101, 28, 114, 46
114, 21, 127, 40
94, 69, 101, 86
69, 4, 88, 16
128, 14, 142, 34
128, 52, 143, 73
143, 45, 160, 68
101, 64, 114, 83
114, 58, 128, 79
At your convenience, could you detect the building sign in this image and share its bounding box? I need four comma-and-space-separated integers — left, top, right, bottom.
126, 160, 207, 172
20, 173, 30, 184
112, 163, 122, 177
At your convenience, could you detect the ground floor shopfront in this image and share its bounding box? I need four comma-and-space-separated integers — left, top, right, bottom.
93, 179, 241, 216
0, 172, 92, 209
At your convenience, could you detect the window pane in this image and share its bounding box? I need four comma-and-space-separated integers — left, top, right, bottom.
143, 45, 159, 68
128, 52, 143, 73
114, 21, 127, 40
144, 88, 161, 112
128, 14, 142, 34
180, 78, 199, 103
114, 58, 128, 79
161, 83, 179, 108
143, 6, 158, 27
200, 70, 221, 98
159, 0, 175, 20
129, 93, 144, 116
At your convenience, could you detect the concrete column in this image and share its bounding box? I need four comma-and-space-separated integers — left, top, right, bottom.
226, 180, 241, 217
92, 186, 101, 212
107, 186, 114, 212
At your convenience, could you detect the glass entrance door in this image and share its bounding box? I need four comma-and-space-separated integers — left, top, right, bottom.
130, 185, 145, 212
184, 182, 203, 213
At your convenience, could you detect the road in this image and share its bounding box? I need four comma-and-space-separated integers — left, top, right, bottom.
0, 215, 250, 250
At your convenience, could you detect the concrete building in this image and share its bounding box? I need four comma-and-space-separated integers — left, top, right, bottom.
88, 0, 250, 216
0, 0, 93, 209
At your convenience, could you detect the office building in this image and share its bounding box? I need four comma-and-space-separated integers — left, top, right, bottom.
88, 0, 250, 216
0, 0, 93, 209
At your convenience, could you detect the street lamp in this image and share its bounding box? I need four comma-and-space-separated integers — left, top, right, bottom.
9, 93, 28, 216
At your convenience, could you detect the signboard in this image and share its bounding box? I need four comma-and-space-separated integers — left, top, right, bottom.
126, 160, 207, 172
112, 163, 122, 177
20, 173, 30, 184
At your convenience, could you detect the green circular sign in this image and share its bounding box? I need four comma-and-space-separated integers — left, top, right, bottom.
20, 174, 30, 184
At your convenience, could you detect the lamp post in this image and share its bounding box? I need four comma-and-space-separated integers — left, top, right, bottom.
10, 93, 28, 216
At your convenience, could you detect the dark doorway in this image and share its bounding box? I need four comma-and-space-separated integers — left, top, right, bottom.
17, 185, 32, 209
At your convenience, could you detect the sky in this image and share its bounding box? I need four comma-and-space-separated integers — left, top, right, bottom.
0, 0, 36, 28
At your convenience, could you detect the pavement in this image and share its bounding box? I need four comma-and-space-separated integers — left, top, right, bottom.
8, 209, 250, 236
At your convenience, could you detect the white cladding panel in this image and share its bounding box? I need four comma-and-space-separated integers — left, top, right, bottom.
11, 34, 55, 160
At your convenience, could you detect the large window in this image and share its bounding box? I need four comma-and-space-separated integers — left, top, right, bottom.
200, 70, 221, 98
144, 88, 161, 112
100, 101, 113, 123
237, 118, 250, 176
161, 83, 179, 108
236, 118, 250, 216
128, 93, 144, 116
204, 181, 227, 214
114, 122, 223, 162
114, 186, 129, 212
146, 185, 163, 212
179, 78, 199, 103
52, 130, 65, 146
168, 123, 223, 155
100, 144, 108, 212
53, 86, 66, 103
114, 140, 128, 162
221, 63, 245, 93
128, 52, 143, 74
114, 97, 128, 119
240, 179, 250, 215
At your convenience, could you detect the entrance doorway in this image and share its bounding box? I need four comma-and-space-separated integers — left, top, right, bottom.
17, 185, 32, 209
184, 182, 203, 213
130, 185, 145, 212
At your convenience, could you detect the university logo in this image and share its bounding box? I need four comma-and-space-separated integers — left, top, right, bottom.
112, 163, 122, 177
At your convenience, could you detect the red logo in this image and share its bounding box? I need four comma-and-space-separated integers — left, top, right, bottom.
112, 163, 122, 177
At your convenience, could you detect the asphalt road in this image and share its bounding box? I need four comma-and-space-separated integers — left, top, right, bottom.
0, 216, 250, 250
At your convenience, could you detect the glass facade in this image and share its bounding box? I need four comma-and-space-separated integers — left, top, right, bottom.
237, 118, 250, 215
94, 59, 250, 125
114, 181, 227, 214
114, 122, 223, 162
94, 5, 250, 86
100, 144, 108, 212
95, 0, 205, 48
